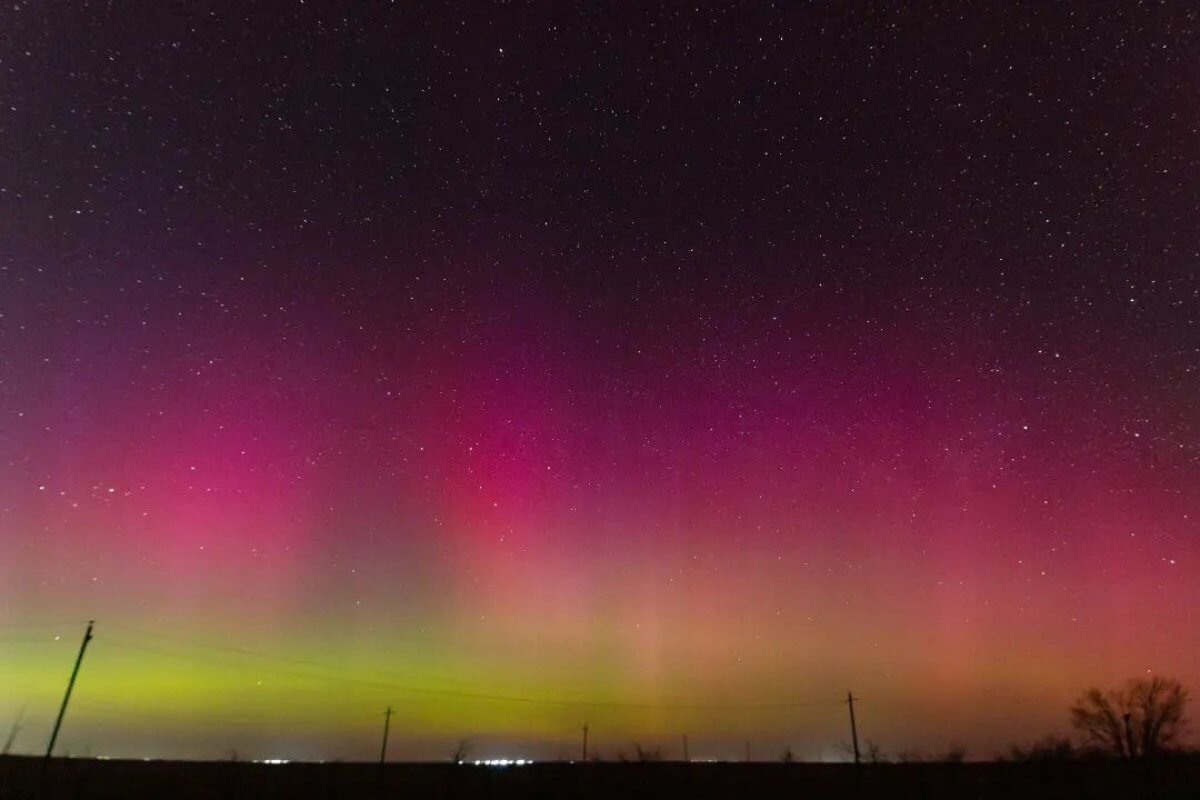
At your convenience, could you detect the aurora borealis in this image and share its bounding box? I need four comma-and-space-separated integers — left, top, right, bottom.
2, 2, 1199, 762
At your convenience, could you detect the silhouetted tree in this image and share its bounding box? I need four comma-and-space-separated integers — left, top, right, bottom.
1069, 676, 1188, 759
942, 743, 967, 763
838, 738, 887, 763
451, 739, 473, 763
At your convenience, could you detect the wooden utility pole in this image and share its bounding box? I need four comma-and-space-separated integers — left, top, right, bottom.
3, 705, 25, 756
846, 692, 861, 765
45, 621, 93, 760
581, 723, 589, 761
380, 706, 394, 764
682, 734, 689, 762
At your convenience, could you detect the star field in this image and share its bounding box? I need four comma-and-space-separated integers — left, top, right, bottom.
1, 2, 1198, 761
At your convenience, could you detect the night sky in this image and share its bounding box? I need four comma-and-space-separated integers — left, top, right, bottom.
2, 2, 1199, 762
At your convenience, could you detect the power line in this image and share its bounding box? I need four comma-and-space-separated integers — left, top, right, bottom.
0, 636, 78, 645
71, 699, 379, 729
0, 621, 92, 631
95, 627, 840, 712
106, 623, 848, 709
104, 624, 573, 698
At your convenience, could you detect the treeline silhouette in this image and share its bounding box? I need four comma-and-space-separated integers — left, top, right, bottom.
2, 671, 1199, 798
4, 620, 1196, 766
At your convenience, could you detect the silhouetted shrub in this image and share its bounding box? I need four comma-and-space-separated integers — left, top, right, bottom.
942, 743, 967, 763
1007, 736, 1076, 762
632, 743, 662, 762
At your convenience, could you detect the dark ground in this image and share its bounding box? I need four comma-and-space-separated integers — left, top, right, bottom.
4, 755, 1200, 799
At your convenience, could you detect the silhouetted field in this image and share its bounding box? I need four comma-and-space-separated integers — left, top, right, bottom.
4, 754, 1200, 799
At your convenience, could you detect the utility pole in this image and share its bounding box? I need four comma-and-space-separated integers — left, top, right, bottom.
682, 734, 689, 762
581, 723, 588, 761
846, 692, 861, 765
380, 706, 394, 765
3, 705, 25, 755
45, 621, 93, 760
745, 741, 751, 762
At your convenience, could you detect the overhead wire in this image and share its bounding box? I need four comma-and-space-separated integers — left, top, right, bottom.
87, 623, 842, 712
